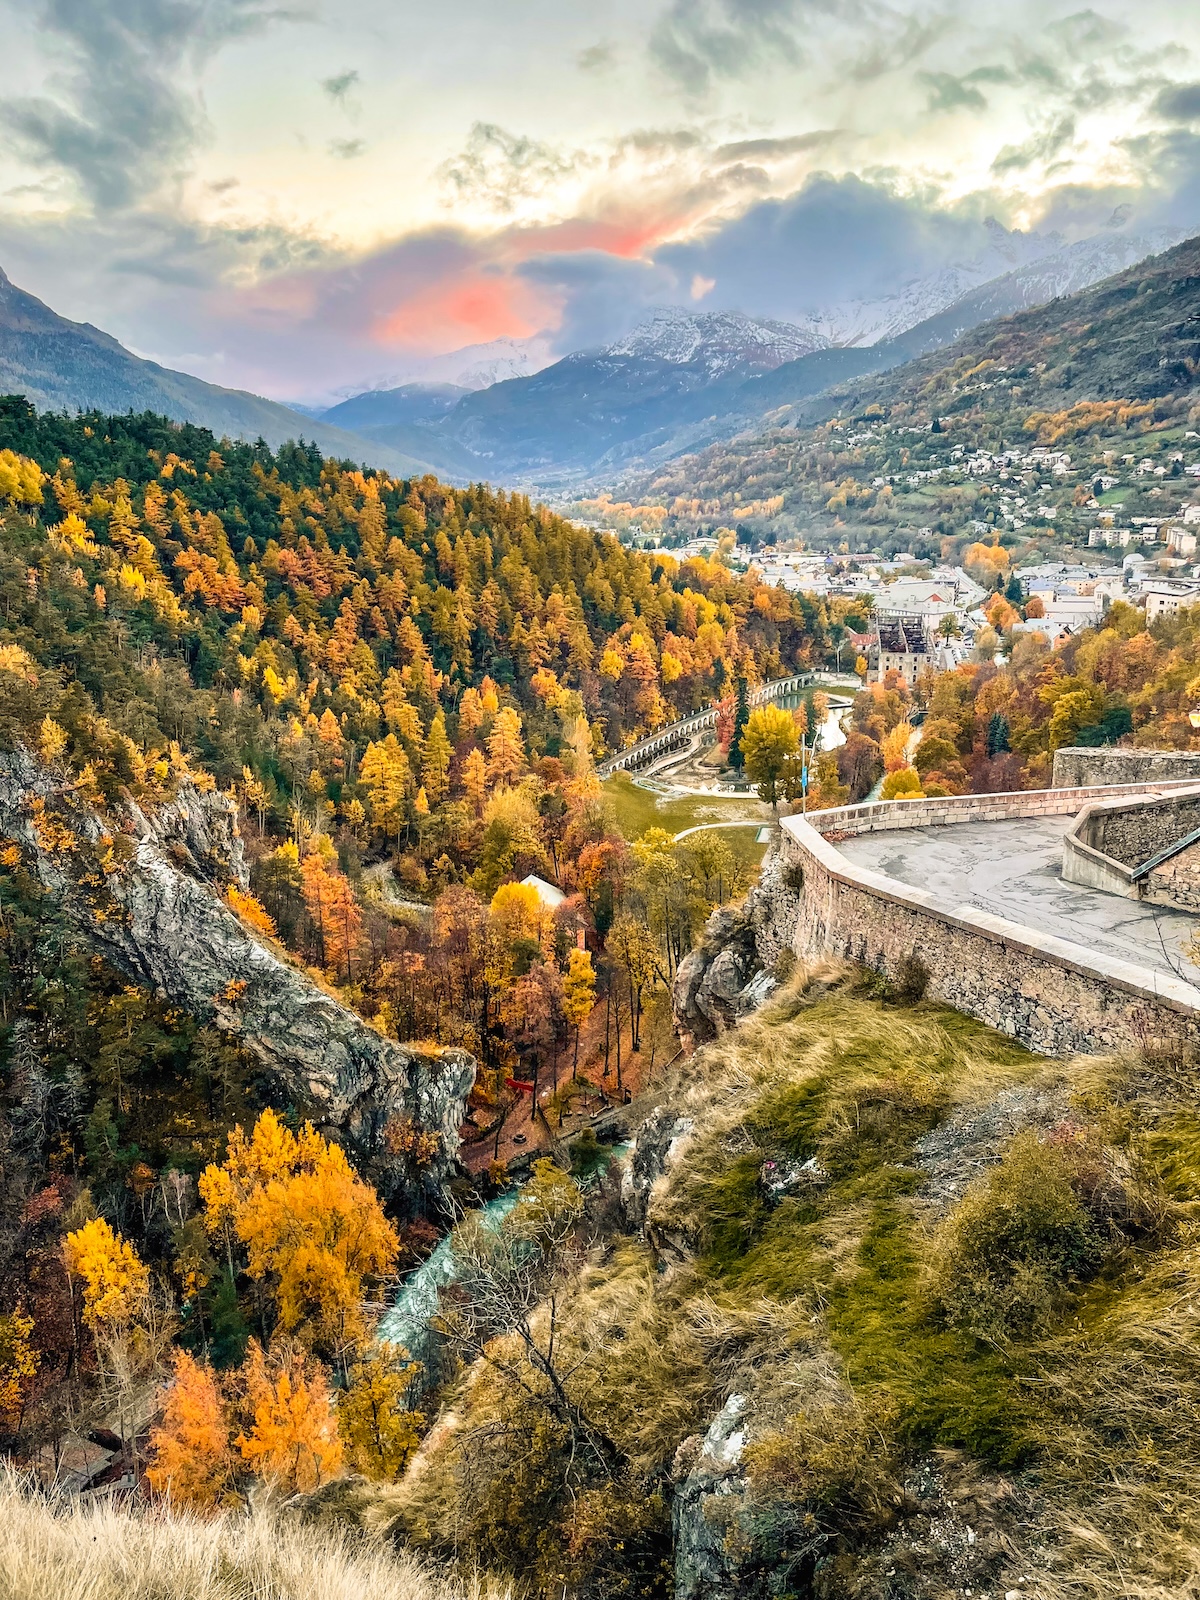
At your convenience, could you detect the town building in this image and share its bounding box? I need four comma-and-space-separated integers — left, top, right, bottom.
873, 613, 930, 686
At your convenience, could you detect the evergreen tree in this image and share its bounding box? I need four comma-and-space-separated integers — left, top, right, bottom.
729, 676, 751, 770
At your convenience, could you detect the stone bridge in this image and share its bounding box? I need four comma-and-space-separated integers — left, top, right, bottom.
597, 672, 837, 778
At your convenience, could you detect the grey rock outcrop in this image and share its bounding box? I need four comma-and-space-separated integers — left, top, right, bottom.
672, 1395, 751, 1600
673, 906, 759, 1048
622, 1106, 687, 1229
672, 847, 797, 1048
0, 749, 474, 1210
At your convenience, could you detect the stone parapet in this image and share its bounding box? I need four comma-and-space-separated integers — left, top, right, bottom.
1053, 747, 1200, 788
781, 785, 1200, 1057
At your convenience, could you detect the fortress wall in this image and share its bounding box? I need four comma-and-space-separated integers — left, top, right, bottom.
1053, 747, 1200, 788
779, 786, 1200, 1057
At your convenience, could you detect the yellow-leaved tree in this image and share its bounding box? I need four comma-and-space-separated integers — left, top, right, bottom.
486, 706, 525, 786
63, 1217, 150, 1331
337, 1343, 424, 1480
0, 1312, 38, 1433
562, 947, 596, 1077
199, 1109, 399, 1366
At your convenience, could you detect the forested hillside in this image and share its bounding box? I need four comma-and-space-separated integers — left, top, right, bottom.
0, 397, 855, 1498
612, 234, 1200, 554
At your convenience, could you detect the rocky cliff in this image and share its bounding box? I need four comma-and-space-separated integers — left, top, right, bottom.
0, 748, 474, 1211
672, 845, 799, 1049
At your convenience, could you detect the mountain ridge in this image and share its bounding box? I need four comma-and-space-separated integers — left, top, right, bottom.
334, 226, 1186, 491
0, 266, 437, 477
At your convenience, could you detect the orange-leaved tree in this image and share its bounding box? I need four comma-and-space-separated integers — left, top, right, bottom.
147, 1348, 235, 1510
226, 883, 277, 938
236, 1338, 343, 1494
299, 841, 362, 980
199, 1109, 399, 1366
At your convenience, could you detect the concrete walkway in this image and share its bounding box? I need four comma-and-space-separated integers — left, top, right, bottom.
836, 812, 1200, 983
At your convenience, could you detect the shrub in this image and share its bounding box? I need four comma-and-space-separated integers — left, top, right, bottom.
741, 1392, 900, 1565
930, 1132, 1109, 1343
892, 952, 929, 1002
880, 767, 923, 801
773, 947, 797, 984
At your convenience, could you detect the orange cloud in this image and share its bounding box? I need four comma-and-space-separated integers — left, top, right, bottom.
376, 270, 546, 351
230, 196, 701, 365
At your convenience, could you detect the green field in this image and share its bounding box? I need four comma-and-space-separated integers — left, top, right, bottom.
602, 773, 771, 866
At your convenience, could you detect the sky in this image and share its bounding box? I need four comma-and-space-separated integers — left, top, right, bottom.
2, 0, 1200, 403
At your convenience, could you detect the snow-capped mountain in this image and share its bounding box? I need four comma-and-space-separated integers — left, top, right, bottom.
602, 308, 825, 375
308, 335, 557, 407
793, 221, 1065, 348
792, 224, 1189, 351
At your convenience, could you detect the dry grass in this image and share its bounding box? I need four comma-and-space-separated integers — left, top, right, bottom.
376, 971, 1200, 1598
0, 1468, 512, 1600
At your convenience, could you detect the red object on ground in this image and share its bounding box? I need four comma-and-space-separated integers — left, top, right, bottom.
505, 1077, 535, 1095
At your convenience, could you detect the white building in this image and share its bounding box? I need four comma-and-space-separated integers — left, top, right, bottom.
1143, 582, 1200, 623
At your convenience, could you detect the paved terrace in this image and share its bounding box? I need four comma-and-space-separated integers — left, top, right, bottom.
836, 812, 1200, 984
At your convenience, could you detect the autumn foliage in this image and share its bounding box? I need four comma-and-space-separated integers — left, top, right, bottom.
199, 1110, 398, 1359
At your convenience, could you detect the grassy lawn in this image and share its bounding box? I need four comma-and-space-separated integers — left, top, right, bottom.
603, 772, 772, 866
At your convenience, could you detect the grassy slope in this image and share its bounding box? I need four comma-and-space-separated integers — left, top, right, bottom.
394, 971, 1200, 1597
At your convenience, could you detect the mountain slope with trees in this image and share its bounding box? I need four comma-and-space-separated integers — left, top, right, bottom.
0, 267, 433, 476
615, 232, 1200, 551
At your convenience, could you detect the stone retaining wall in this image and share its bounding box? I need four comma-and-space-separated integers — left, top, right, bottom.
780, 785, 1200, 1057
1083, 789, 1200, 868
1053, 747, 1200, 788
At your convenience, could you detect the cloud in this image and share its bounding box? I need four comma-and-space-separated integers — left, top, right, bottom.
1044, 8, 1127, 53
438, 123, 590, 213
577, 42, 615, 72
712, 131, 842, 161
845, 13, 945, 84
328, 138, 365, 159
649, 0, 817, 98
919, 71, 989, 115
655, 171, 995, 320
0, 0, 304, 210
992, 116, 1077, 174
321, 68, 360, 103
1155, 82, 1200, 124
515, 248, 674, 350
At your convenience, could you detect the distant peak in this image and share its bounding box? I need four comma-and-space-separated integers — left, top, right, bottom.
602, 307, 824, 372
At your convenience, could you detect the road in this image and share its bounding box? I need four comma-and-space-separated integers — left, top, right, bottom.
836, 813, 1200, 982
